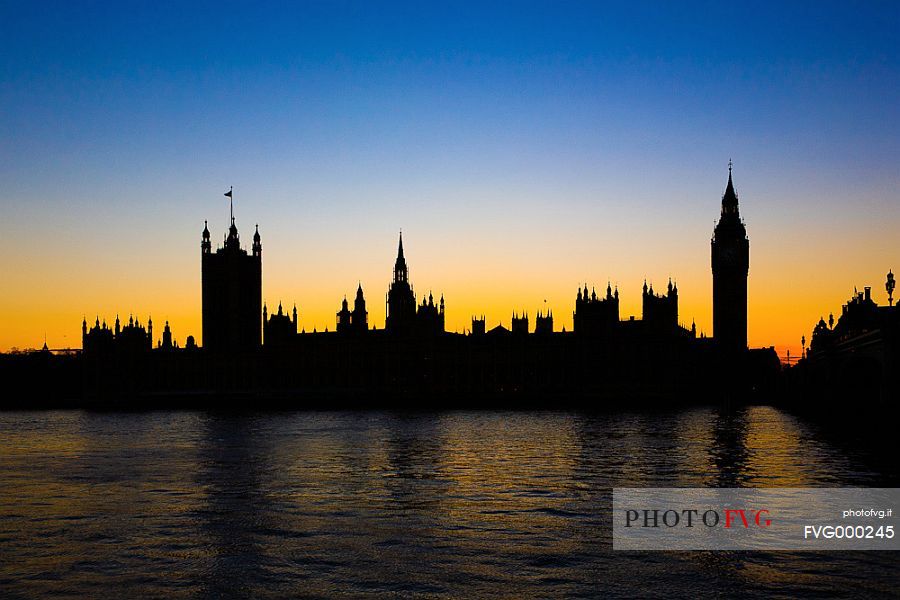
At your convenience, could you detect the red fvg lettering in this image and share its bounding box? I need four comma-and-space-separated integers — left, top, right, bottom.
724, 508, 771, 528
725, 509, 749, 528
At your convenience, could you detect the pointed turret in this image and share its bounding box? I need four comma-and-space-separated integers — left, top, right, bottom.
223, 198, 240, 252
351, 285, 368, 333
201, 220, 211, 254
721, 159, 740, 219
393, 232, 408, 284
252, 224, 262, 257
337, 295, 352, 332
161, 319, 173, 349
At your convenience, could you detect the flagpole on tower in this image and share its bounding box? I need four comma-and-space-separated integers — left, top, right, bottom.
225, 186, 234, 224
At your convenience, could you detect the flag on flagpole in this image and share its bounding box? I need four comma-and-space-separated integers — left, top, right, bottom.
225, 186, 234, 223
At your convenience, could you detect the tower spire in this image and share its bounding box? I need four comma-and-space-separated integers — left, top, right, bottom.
722, 161, 739, 217
393, 231, 408, 284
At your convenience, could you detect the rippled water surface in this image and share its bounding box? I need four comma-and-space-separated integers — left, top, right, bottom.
0, 407, 897, 597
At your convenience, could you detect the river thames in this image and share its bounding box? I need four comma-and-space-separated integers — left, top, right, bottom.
0, 407, 897, 597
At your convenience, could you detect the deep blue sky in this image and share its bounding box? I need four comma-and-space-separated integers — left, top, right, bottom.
4, 2, 898, 191
1, 1, 898, 351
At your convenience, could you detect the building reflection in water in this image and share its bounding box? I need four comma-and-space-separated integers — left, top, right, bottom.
0, 408, 897, 597
194, 413, 276, 597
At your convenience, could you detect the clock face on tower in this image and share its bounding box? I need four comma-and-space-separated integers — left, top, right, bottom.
714, 237, 747, 273
720, 244, 736, 266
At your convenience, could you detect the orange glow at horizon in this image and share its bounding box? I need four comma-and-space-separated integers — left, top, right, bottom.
1, 183, 896, 362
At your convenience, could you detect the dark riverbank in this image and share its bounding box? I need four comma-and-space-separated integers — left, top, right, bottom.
1, 341, 782, 410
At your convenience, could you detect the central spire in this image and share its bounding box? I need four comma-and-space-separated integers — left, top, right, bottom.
393, 231, 408, 284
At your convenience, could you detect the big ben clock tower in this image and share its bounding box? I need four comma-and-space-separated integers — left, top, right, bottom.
711, 162, 749, 352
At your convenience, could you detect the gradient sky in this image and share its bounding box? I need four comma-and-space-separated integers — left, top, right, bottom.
2, 1, 898, 356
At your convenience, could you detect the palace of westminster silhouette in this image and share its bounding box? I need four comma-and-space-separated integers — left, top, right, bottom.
83, 167, 750, 351
81, 167, 752, 351
65, 166, 791, 405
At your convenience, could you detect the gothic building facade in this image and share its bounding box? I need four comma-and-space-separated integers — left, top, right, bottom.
511, 312, 529, 335
386, 233, 417, 335
642, 279, 678, 332
82, 314, 152, 354
535, 310, 553, 335
201, 217, 262, 351
574, 283, 619, 335
337, 284, 368, 334
471, 315, 486, 336
416, 292, 445, 335
385, 233, 444, 336
264, 302, 297, 347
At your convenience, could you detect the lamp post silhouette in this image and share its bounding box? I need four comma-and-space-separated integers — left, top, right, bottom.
887, 270, 895, 307
801, 335, 806, 359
